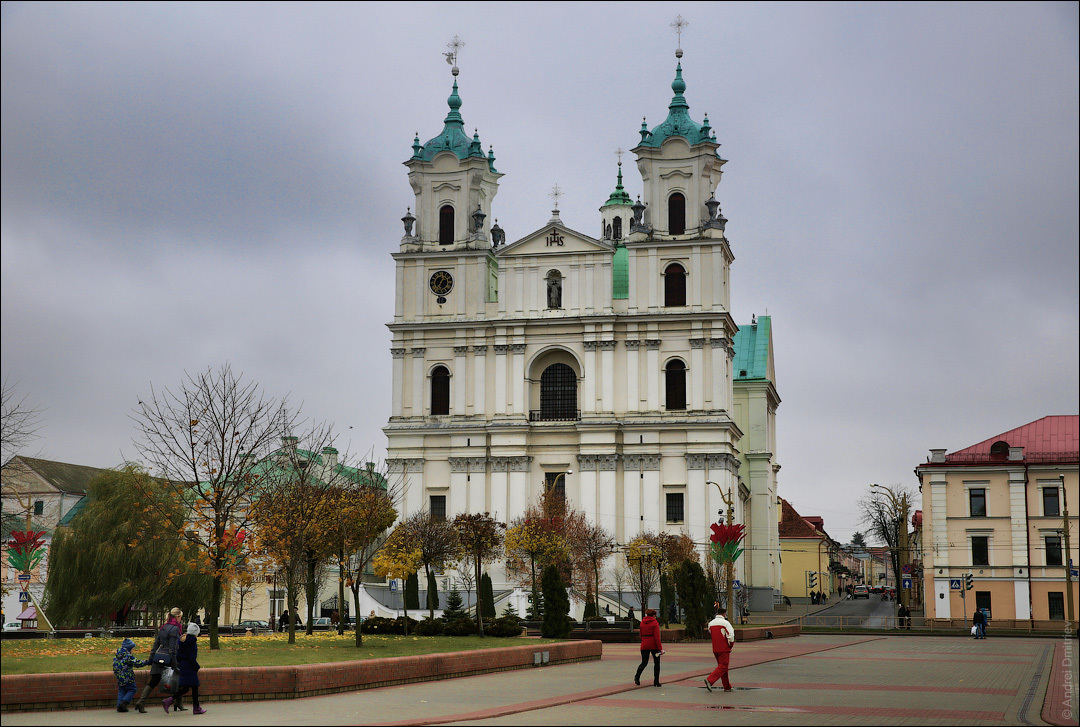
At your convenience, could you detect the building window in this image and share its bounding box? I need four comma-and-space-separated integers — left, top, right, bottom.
430, 366, 450, 415
668, 192, 686, 235
439, 205, 454, 245
1048, 592, 1065, 620
664, 263, 686, 307
1045, 535, 1063, 566
666, 493, 684, 523
974, 591, 992, 618
664, 359, 687, 411
545, 472, 567, 507
969, 488, 986, 517
538, 363, 578, 421
1043, 487, 1060, 517
612, 216, 622, 240
546, 270, 563, 309
33, 500, 44, 516
430, 495, 446, 522
971, 536, 989, 566
989, 441, 1009, 460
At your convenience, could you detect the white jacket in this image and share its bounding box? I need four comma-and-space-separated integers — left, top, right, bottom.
708, 614, 735, 646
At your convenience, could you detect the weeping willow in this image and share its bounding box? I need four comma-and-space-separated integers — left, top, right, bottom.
44, 465, 213, 628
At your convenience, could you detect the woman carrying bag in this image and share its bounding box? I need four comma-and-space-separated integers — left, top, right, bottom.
167, 622, 206, 714
133, 607, 183, 713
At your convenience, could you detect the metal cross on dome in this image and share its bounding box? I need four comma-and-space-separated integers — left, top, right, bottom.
444, 35, 464, 68
549, 183, 563, 210
615, 147, 624, 164
671, 15, 688, 54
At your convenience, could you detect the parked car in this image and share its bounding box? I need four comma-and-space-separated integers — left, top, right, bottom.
238, 620, 269, 632
852, 585, 870, 599
3, 621, 23, 632
310, 617, 332, 630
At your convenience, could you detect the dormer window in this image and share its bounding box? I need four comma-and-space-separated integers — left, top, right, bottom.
989, 441, 1009, 461
664, 262, 686, 307
668, 192, 686, 235
439, 205, 454, 245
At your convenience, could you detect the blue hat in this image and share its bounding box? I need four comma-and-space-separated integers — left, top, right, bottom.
121, 638, 136, 651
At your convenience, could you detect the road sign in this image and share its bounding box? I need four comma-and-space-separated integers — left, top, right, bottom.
19, 592, 30, 602
901, 565, 911, 574
1071, 569, 1079, 578
950, 579, 961, 590
17, 574, 31, 581
733, 580, 742, 590
389, 580, 397, 592
902, 578, 912, 589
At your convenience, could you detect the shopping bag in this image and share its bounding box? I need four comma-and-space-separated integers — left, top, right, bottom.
970, 625, 978, 636
159, 666, 176, 694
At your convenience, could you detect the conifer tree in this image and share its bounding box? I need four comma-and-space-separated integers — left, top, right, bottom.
481, 572, 496, 618
405, 571, 420, 610
540, 564, 572, 638
427, 571, 440, 612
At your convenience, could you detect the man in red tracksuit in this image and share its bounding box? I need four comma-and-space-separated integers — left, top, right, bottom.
703, 606, 735, 692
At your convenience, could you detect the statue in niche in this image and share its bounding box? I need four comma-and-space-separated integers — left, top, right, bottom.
546, 271, 562, 309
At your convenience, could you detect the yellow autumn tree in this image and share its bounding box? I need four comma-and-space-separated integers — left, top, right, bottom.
373, 521, 423, 634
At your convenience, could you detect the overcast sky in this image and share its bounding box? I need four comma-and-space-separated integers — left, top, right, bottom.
3, 2, 1077, 544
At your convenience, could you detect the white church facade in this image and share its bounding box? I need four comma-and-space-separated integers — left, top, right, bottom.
384, 43, 781, 611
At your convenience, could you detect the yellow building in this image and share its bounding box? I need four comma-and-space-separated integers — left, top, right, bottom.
778, 498, 834, 601
916, 415, 1078, 627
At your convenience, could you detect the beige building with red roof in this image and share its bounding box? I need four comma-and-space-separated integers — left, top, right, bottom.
916, 415, 1078, 626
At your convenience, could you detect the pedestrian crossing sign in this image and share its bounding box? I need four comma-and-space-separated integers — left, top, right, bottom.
950, 579, 961, 590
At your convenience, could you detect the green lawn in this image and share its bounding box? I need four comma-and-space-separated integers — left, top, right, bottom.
0, 632, 562, 676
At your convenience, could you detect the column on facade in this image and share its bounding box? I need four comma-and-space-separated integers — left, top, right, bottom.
449, 460, 468, 517
625, 340, 640, 411
690, 247, 702, 311
597, 461, 618, 538
599, 341, 616, 413
472, 345, 487, 416
584, 263, 595, 315
454, 346, 468, 414
710, 338, 727, 411
582, 341, 597, 414
647, 249, 659, 311
494, 345, 508, 415
645, 340, 661, 411
394, 264, 405, 322
642, 456, 662, 534
511, 343, 526, 416
413, 261, 425, 319
507, 457, 531, 519
686, 456, 710, 541
490, 459, 509, 524
391, 348, 405, 416
621, 458, 643, 544
1009, 471, 1032, 619
389, 458, 425, 522
712, 247, 723, 309
411, 348, 426, 415
930, 476, 950, 619
690, 338, 706, 410
577, 455, 598, 520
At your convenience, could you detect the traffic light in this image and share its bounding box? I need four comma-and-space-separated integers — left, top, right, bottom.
808, 571, 817, 588
964, 573, 973, 590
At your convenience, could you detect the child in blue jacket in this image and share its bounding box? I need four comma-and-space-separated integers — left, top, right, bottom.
112, 638, 149, 712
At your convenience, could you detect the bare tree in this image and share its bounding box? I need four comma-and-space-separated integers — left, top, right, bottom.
399, 510, 460, 619
859, 484, 915, 597
1, 378, 42, 462
569, 519, 617, 616
131, 363, 292, 649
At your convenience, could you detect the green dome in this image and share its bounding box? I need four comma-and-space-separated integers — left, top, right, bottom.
602, 163, 633, 207
411, 78, 497, 172
637, 62, 718, 151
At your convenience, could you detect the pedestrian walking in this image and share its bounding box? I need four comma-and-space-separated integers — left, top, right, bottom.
279, 609, 290, 632
702, 606, 735, 692
633, 608, 663, 687
626, 605, 635, 625
112, 638, 149, 712
166, 622, 206, 714
972, 608, 986, 639
134, 607, 183, 713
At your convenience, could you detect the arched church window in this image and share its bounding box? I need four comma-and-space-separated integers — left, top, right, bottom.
613, 216, 622, 241
665, 359, 686, 411
430, 366, 450, 415
668, 192, 686, 235
664, 262, 686, 307
439, 205, 455, 245
539, 363, 577, 420
546, 270, 563, 309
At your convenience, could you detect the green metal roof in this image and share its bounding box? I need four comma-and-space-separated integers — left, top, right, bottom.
411, 79, 497, 172
732, 316, 771, 381
612, 243, 629, 299
602, 164, 633, 208
248, 446, 387, 490
637, 63, 719, 152
57, 495, 88, 527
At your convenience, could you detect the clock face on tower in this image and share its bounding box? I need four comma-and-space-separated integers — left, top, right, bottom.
429, 270, 454, 296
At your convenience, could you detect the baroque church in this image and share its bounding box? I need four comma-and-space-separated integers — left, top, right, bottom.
384, 38, 782, 612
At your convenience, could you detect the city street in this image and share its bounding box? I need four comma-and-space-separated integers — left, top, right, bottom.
5, 633, 1071, 726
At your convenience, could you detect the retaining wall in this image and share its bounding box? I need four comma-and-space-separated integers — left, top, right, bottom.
0, 640, 602, 713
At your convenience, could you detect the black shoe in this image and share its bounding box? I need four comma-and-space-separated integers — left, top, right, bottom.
634, 676, 640, 685
653, 683, 661, 687
134, 702, 146, 714
117, 705, 128, 713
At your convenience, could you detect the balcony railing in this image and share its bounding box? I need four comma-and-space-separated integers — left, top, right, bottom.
529, 409, 581, 422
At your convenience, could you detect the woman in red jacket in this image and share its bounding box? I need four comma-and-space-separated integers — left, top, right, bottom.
633, 608, 663, 686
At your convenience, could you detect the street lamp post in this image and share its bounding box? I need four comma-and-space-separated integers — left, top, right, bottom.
871, 483, 910, 610
707, 480, 737, 619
